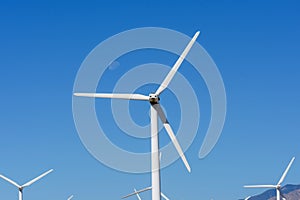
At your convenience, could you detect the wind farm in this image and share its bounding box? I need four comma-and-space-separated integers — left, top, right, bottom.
0, 1, 300, 199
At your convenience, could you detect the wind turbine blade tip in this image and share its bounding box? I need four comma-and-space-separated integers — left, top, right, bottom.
0, 174, 21, 188
278, 156, 296, 185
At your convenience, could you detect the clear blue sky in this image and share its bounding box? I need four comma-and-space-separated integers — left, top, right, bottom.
0, 0, 300, 199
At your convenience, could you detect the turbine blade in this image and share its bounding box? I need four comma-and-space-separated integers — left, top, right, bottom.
0, 174, 21, 188
277, 157, 295, 185
161, 192, 170, 200
280, 191, 287, 200
134, 188, 142, 200
245, 196, 251, 200
276, 188, 280, 200
22, 169, 53, 188
74, 93, 149, 101
244, 185, 277, 188
155, 31, 200, 95
67, 195, 74, 200
122, 187, 152, 199
152, 103, 191, 172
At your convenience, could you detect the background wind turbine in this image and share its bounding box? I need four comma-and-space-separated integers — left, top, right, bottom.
74, 31, 200, 200
122, 187, 170, 200
134, 188, 141, 200
0, 169, 53, 200
244, 157, 295, 200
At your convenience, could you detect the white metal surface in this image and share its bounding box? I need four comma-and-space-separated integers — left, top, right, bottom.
74, 93, 149, 100
0, 175, 20, 188
278, 157, 295, 185
19, 190, 22, 200
155, 31, 200, 95
153, 103, 191, 172
22, 169, 53, 187
74, 31, 200, 200
244, 157, 295, 200
134, 188, 142, 200
0, 169, 53, 200
151, 105, 161, 200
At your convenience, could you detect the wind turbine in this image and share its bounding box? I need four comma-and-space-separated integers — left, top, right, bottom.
122, 187, 170, 200
74, 31, 200, 200
0, 169, 53, 200
244, 157, 295, 200
134, 188, 142, 200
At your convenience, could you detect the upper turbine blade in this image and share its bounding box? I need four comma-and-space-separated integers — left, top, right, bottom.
0, 174, 21, 188
155, 31, 200, 95
152, 103, 191, 172
277, 157, 295, 185
122, 187, 152, 199
22, 169, 53, 188
74, 93, 149, 101
244, 185, 277, 188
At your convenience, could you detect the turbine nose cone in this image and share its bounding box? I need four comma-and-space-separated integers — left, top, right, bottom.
149, 93, 159, 104
276, 185, 281, 189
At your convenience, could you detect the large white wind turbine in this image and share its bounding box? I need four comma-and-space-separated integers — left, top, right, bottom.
74, 31, 200, 200
244, 157, 295, 200
0, 169, 53, 200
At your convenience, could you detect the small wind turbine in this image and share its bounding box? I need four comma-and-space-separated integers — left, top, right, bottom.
122, 187, 169, 200
134, 188, 142, 200
0, 169, 53, 200
244, 157, 295, 200
74, 31, 200, 200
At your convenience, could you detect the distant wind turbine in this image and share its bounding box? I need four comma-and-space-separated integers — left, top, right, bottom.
122, 186, 170, 200
0, 169, 53, 200
244, 157, 295, 200
134, 188, 141, 200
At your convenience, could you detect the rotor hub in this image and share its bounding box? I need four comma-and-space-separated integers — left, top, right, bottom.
149, 93, 160, 104
276, 185, 281, 189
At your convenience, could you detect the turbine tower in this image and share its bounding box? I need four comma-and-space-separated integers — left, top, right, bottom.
244, 157, 295, 200
0, 169, 53, 200
74, 31, 200, 200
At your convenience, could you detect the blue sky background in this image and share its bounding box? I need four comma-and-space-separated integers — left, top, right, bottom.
0, 0, 300, 199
